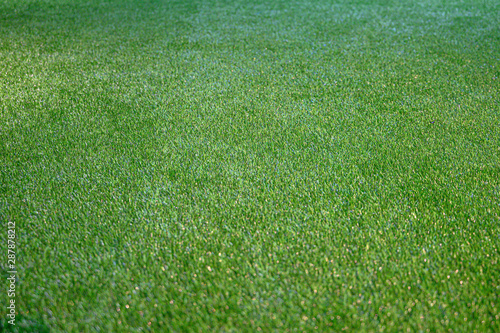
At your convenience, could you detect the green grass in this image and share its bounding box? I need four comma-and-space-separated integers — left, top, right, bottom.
1, 0, 499, 331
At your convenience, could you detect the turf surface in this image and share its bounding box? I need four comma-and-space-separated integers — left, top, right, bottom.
1, 0, 499, 331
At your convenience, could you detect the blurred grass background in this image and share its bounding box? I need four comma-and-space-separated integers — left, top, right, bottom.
0, 0, 499, 331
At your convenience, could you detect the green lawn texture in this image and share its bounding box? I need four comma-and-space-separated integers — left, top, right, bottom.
0, 0, 499, 331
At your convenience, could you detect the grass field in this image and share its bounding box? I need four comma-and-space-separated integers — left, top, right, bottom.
1, 0, 499, 331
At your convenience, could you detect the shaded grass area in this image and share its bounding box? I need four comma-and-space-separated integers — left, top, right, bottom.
1, 0, 499, 331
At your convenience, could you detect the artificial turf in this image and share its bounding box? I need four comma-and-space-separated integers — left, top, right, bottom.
0, 0, 499, 331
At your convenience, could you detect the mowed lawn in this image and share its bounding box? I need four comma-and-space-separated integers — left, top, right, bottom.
1, 0, 499, 331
